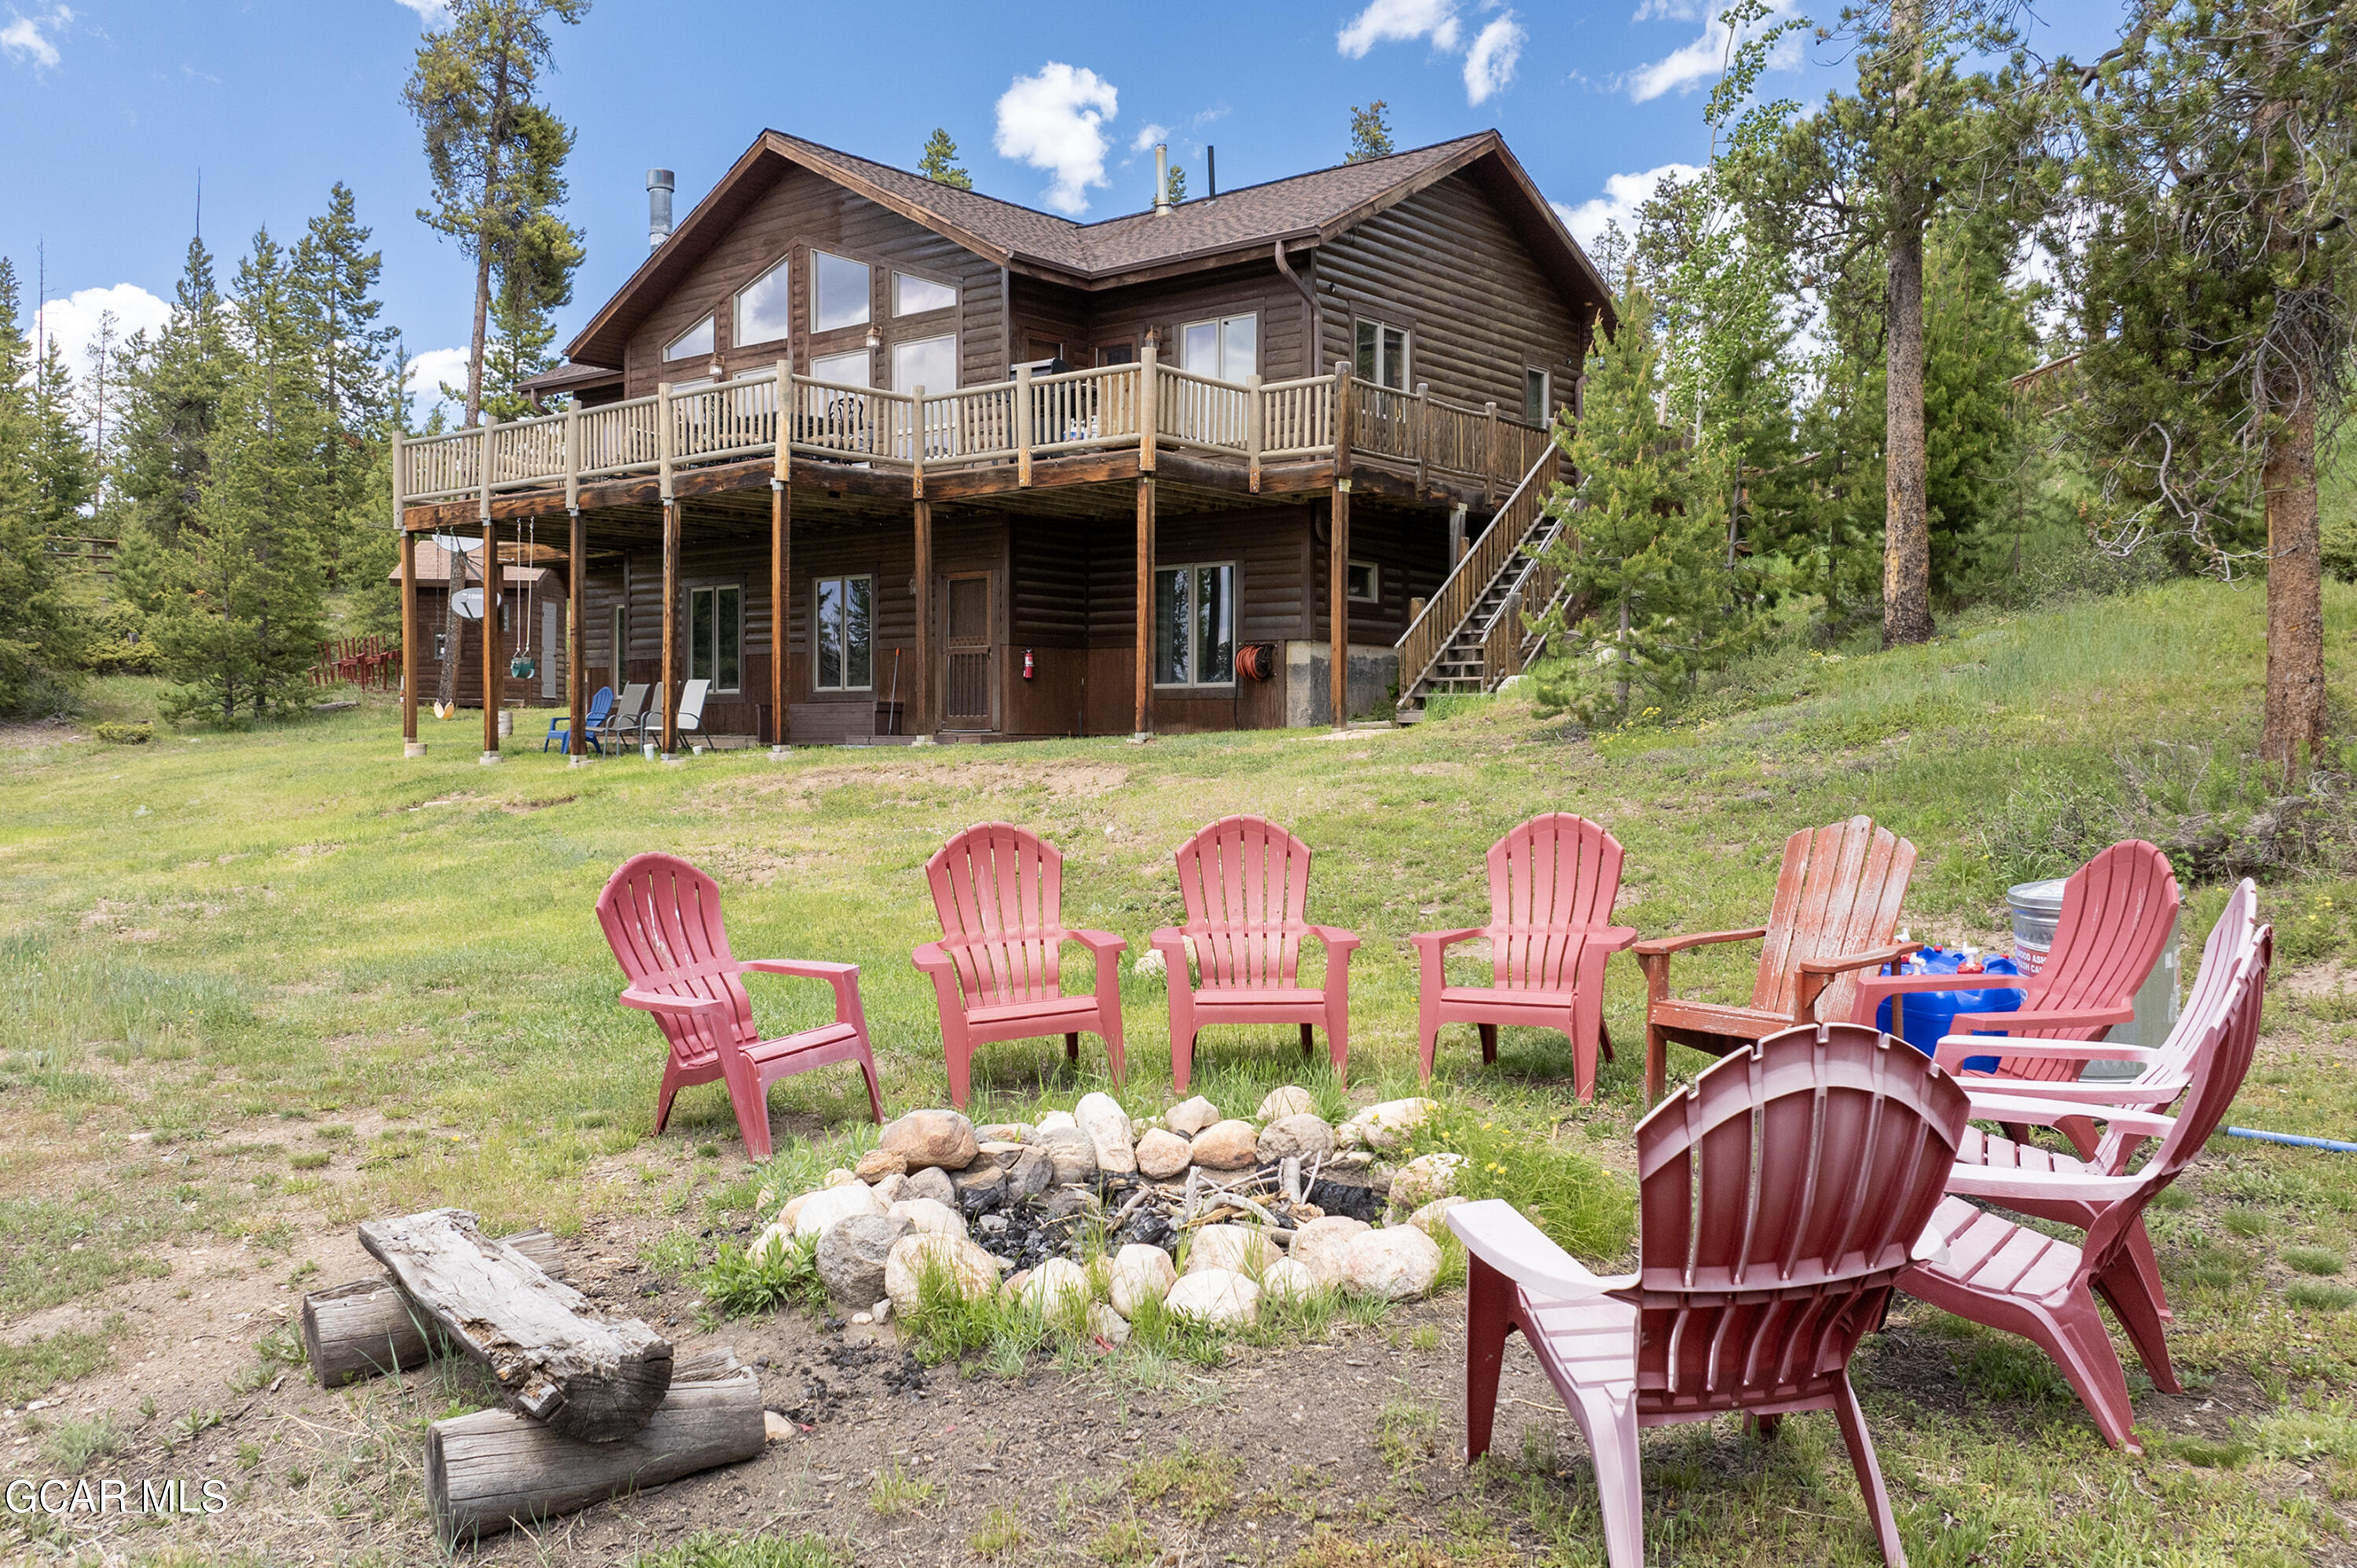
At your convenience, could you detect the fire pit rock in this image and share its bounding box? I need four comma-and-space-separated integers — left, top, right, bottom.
1106, 1244, 1178, 1319
887, 1196, 966, 1240
903, 1165, 956, 1207
1074, 1093, 1138, 1175
1258, 1086, 1318, 1121
1036, 1127, 1098, 1185
792, 1180, 885, 1240
1189, 1119, 1259, 1170
882, 1232, 1002, 1313
1340, 1097, 1437, 1153
1291, 1215, 1373, 1287
1257, 1113, 1335, 1164
1338, 1226, 1443, 1302
1166, 1095, 1222, 1138
879, 1108, 981, 1172
817, 1212, 913, 1307
1164, 1267, 1260, 1328
1017, 1256, 1091, 1316
1388, 1152, 1465, 1213
1185, 1223, 1279, 1277
1260, 1257, 1315, 1303
1135, 1128, 1193, 1179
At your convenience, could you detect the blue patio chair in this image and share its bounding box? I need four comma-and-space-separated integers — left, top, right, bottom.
544, 686, 614, 753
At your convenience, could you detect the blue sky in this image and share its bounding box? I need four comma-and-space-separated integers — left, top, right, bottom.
1, 0, 2119, 417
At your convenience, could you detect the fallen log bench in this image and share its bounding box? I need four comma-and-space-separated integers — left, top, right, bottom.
428, 1346, 764, 1544
302, 1230, 567, 1389
358, 1208, 672, 1442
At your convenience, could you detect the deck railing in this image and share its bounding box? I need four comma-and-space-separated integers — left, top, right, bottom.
1394, 439, 1565, 702
395, 354, 1548, 508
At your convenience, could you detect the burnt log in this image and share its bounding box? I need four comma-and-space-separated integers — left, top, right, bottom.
301, 1231, 567, 1389
358, 1208, 670, 1442
427, 1346, 764, 1544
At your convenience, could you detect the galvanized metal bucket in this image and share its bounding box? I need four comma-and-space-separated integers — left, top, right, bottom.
2006, 877, 2180, 1076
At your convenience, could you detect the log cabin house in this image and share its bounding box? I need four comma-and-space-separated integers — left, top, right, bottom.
392, 129, 1614, 756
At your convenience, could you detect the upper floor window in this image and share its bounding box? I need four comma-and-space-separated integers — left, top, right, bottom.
1180, 314, 1255, 383
812, 251, 871, 333
1525, 368, 1551, 426
892, 271, 958, 317
664, 315, 714, 362
890, 334, 958, 394
1356, 320, 1409, 390
808, 348, 871, 387
735, 257, 793, 347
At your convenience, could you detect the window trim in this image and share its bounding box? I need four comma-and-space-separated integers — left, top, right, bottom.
687, 583, 744, 695
1354, 317, 1412, 390
1177, 313, 1259, 383
1524, 366, 1552, 426
808, 249, 874, 336
1347, 560, 1380, 604
889, 268, 960, 319
732, 255, 794, 350
663, 314, 716, 363
1152, 559, 1239, 691
812, 573, 875, 694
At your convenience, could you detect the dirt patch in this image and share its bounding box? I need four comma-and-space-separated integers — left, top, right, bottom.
699, 761, 1132, 814
698, 845, 822, 888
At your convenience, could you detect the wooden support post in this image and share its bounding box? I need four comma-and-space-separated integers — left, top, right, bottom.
566, 507, 586, 760
482, 516, 504, 763
1484, 400, 1501, 505
912, 495, 933, 740
1014, 364, 1034, 487
1246, 372, 1263, 493
1332, 362, 1355, 732
1138, 335, 1158, 474
660, 499, 680, 755
772, 357, 791, 751
399, 520, 422, 757
1414, 381, 1430, 493
1134, 473, 1155, 739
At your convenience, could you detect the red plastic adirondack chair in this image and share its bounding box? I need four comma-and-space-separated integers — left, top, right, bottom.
1852, 840, 2180, 1083
1633, 815, 1920, 1104
596, 853, 882, 1162
913, 823, 1127, 1110
1152, 815, 1358, 1095
1931, 880, 2258, 1329
1450, 1022, 1969, 1568
1901, 912, 2272, 1452
1413, 814, 1636, 1100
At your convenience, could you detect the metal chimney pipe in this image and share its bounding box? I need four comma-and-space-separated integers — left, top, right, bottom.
1153, 143, 1171, 217
1207, 146, 1217, 199
647, 169, 676, 250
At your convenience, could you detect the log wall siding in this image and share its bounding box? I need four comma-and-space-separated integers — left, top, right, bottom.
1087, 263, 1309, 381
1309, 500, 1450, 643
622, 166, 1006, 397
1316, 170, 1592, 421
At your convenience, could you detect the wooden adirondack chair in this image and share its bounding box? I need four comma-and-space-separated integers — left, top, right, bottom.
596, 852, 883, 1162
1932, 879, 2259, 1333
1152, 815, 1358, 1094
914, 824, 1127, 1110
1413, 814, 1636, 1100
545, 685, 614, 753
1901, 914, 2272, 1452
1853, 840, 2180, 1083
1450, 1022, 1969, 1568
1633, 815, 1919, 1104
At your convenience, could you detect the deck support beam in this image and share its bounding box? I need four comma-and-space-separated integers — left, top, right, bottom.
912, 496, 933, 740
770, 356, 791, 751
482, 518, 504, 764
1133, 474, 1156, 739
566, 507, 586, 761
1330, 361, 1354, 732
660, 499, 680, 755
399, 527, 421, 755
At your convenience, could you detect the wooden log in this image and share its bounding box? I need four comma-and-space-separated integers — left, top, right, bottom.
358, 1209, 672, 1442
302, 1231, 566, 1389
427, 1346, 762, 1545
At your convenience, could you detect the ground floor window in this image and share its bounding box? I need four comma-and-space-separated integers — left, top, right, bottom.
816, 575, 874, 691
1154, 562, 1235, 687
1525, 367, 1551, 427
610, 605, 628, 678
689, 584, 742, 693
1348, 560, 1379, 603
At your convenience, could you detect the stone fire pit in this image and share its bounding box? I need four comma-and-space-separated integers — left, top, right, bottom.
749, 1089, 1464, 1336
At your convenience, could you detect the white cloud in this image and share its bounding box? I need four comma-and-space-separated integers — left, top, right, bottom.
1462, 13, 1524, 104
1337, 0, 1461, 58
1624, 0, 1798, 103
1552, 163, 1703, 250
1629, 0, 1699, 20
391, 0, 450, 24
31, 283, 171, 374
405, 347, 474, 426
1130, 123, 1171, 154
994, 62, 1120, 216
2, 5, 72, 69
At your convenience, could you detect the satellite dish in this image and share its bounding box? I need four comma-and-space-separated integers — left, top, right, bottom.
452, 588, 499, 621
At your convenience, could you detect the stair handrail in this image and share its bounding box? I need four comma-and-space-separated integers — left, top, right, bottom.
1394, 439, 1563, 702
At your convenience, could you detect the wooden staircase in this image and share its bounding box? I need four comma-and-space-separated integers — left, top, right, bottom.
1394, 441, 1571, 719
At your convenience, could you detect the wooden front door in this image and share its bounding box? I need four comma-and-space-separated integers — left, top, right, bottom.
942, 572, 995, 731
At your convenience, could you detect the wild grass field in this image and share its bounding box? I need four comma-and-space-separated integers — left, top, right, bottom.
3, 575, 2355, 1566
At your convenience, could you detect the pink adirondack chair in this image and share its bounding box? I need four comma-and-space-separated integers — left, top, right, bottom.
914, 823, 1127, 1110
1851, 840, 2180, 1084
1933, 880, 2258, 1328
1450, 1022, 1969, 1568
1413, 814, 1636, 1100
596, 853, 882, 1162
1152, 815, 1358, 1095
1901, 914, 2273, 1452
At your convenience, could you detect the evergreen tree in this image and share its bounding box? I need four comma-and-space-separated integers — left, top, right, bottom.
149, 229, 334, 724
25, 335, 95, 536
918, 128, 972, 189
474, 105, 583, 421
1921, 222, 2036, 602
291, 181, 401, 588
0, 258, 84, 712
113, 236, 232, 611
1528, 290, 1743, 724
1344, 101, 1394, 163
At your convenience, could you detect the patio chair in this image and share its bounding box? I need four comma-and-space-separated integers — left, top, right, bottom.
1851, 840, 2179, 1083
671, 678, 712, 751
544, 685, 614, 753
914, 823, 1127, 1109
1901, 912, 2272, 1451
1450, 1021, 1969, 1567
1412, 813, 1636, 1100
1633, 815, 1919, 1103
596, 852, 883, 1161
1930, 881, 2257, 1328
596, 682, 650, 754
1153, 815, 1358, 1094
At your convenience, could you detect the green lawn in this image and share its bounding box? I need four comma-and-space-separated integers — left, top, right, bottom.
5, 575, 2356, 1564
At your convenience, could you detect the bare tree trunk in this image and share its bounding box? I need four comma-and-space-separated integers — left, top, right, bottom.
2260, 391, 2326, 778
1881, 0, 1934, 648
465, 242, 493, 428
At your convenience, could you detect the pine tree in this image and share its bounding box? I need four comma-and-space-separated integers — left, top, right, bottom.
114, 236, 233, 613
918, 128, 972, 189
1527, 290, 1742, 725
0, 258, 83, 712
1921, 222, 2035, 603
149, 229, 335, 724
1344, 101, 1394, 163
291, 182, 401, 589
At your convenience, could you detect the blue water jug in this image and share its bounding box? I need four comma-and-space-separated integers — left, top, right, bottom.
1874, 947, 2022, 1071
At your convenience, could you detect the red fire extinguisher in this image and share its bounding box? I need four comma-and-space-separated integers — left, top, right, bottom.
1022, 649, 1036, 680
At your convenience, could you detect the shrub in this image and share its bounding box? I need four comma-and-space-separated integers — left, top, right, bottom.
92, 721, 152, 745
698, 1233, 824, 1318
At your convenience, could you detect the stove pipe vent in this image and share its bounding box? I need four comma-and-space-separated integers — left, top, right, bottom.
647, 169, 676, 251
